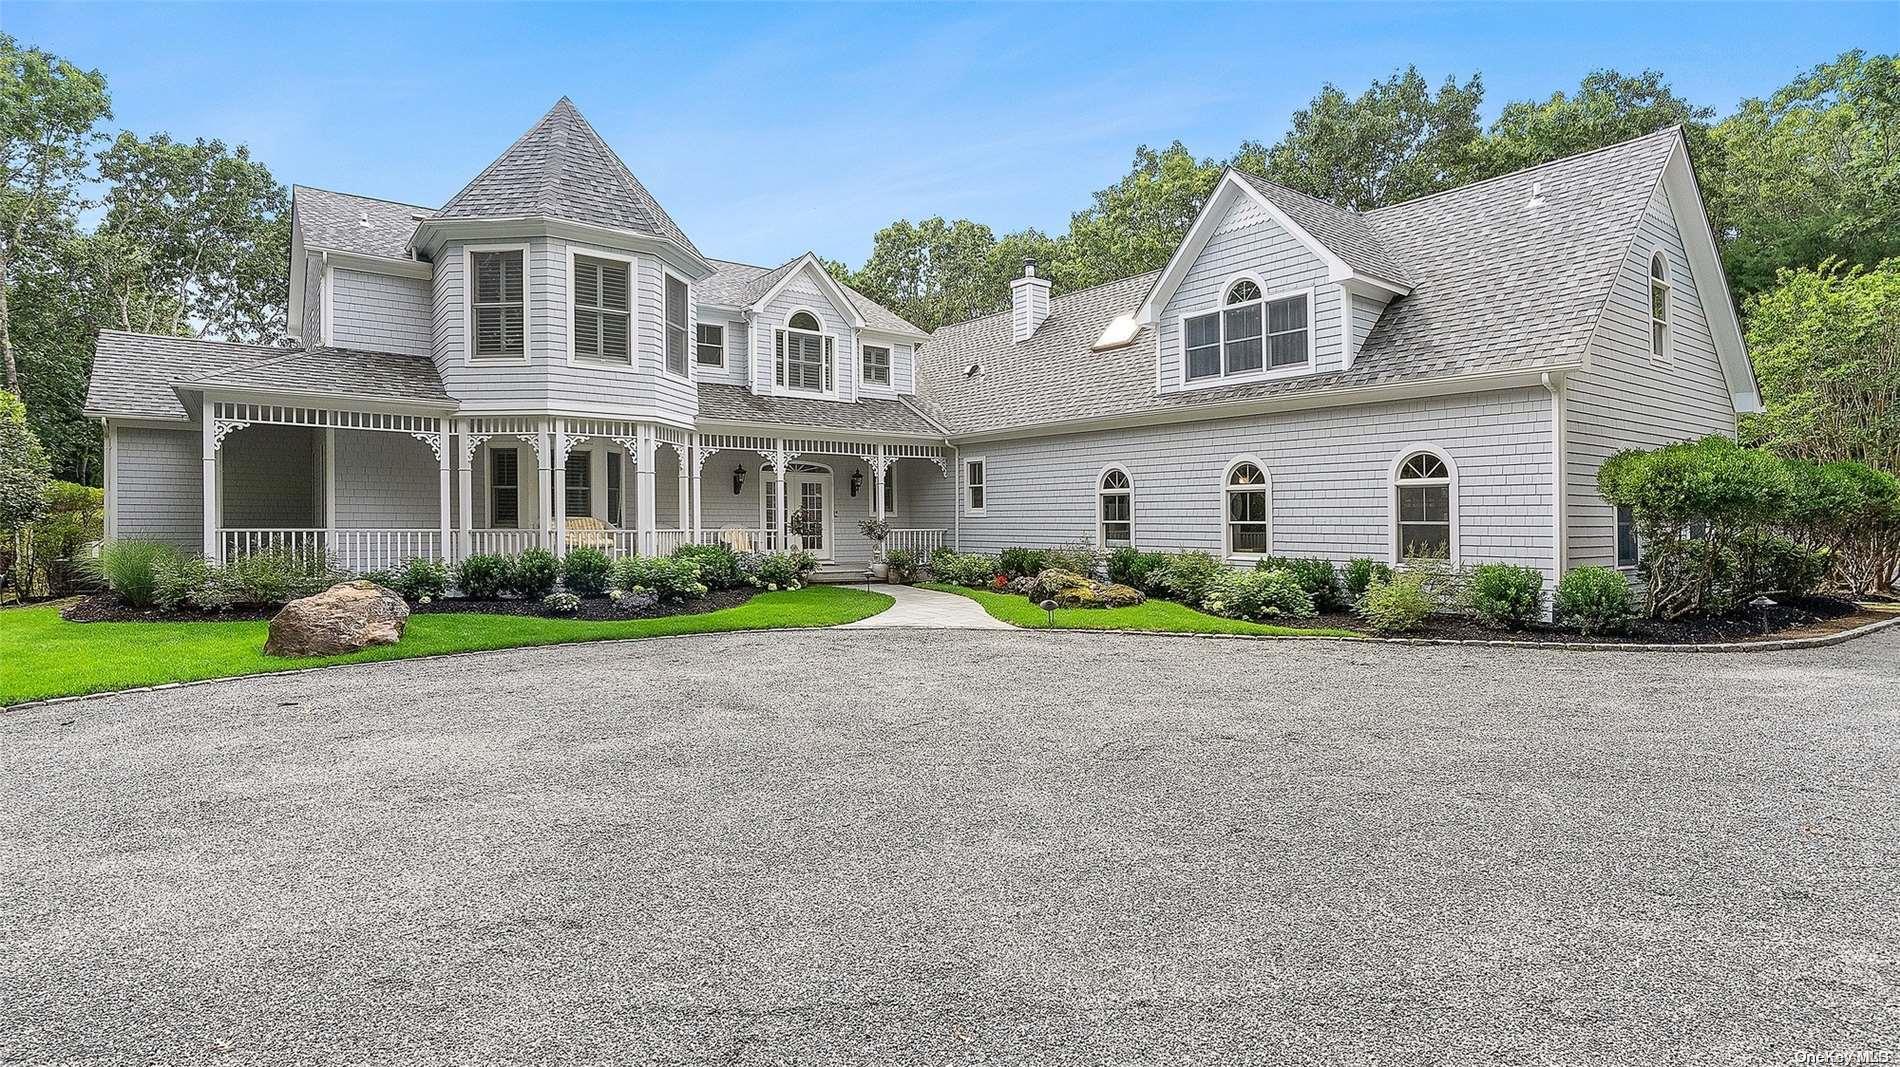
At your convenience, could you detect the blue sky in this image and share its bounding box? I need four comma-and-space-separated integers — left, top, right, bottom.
9, 2, 1893, 268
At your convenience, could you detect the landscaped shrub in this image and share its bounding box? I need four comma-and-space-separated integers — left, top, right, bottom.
1042, 542, 1105, 577
16, 481, 105, 597
739, 550, 819, 590
508, 548, 561, 599
616, 555, 707, 601
673, 543, 743, 589
213, 549, 340, 605
1256, 556, 1342, 611
1107, 547, 1169, 591
997, 547, 1048, 579
1026, 569, 1144, 608
883, 548, 923, 585
1152, 550, 1225, 608
1343, 558, 1394, 600
86, 539, 178, 608
1463, 563, 1545, 630
561, 547, 614, 595
151, 553, 216, 611
929, 545, 958, 574
392, 557, 451, 601
455, 553, 511, 599
1356, 571, 1439, 634
1739, 529, 1830, 599
933, 552, 1001, 588
1202, 568, 1316, 621
1554, 566, 1637, 637
542, 591, 581, 616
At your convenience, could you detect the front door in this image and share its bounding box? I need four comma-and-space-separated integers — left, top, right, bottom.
790, 474, 831, 559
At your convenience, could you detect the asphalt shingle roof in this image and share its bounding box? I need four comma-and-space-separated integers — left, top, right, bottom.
183, 346, 453, 407
434, 98, 702, 259
697, 383, 943, 436
85, 332, 293, 421
1234, 173, 1413, 286
701, 257, 927, 339
920, 128, 1683, 437
293, 187, 434, 260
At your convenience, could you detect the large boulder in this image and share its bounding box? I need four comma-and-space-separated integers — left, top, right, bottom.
1028, 569, 1145, 609
264, 580, 409, 657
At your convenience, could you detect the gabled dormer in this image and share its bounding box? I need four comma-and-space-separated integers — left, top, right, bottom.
1135, 169, 1412, 395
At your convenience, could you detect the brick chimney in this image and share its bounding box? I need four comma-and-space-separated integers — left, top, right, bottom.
1010, 259, 1052, 342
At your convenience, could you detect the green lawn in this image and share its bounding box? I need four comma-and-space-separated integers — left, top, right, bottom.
1, 586, 892, 707
922, 583, 1362, 638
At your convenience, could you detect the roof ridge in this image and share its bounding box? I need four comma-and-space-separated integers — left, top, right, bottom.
930, 269, 1162, 336
1367, 125, 1682, 217
561, 101, 696, 254
1235, 171, 1364, 217
437, 99, 566, 217
293, 185, 437, 213
98, 329, 291, 353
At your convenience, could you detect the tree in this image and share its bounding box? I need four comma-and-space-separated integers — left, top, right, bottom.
0, 34, 111, 393
1709, 50, 1900, 299
1474, 69, 1717, 179
96, 132, 290, 344
1741, 257, 1900, 473
1058, 142, 1221, 290
847, 217, 1008, 332
0, 390, 51, 560
1233, 67, 1485, 210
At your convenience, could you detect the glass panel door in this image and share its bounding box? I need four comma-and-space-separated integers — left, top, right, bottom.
793, 477, 828, 556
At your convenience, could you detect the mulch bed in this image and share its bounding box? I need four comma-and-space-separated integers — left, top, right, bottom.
60, 587, 758, 624
1302, 594, 1877, 645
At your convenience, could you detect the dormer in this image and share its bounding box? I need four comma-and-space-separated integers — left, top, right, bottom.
732, 253, 928, 404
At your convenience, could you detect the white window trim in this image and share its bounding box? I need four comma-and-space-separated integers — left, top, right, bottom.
464, 242, 532, 364
963, 455, 987, 516
1615, 503, 1642, 571
661, 269, 693, 381
1649, 250, 1674, 365
695, 320, 729, 370
1221, 454, 1272, 561
774, 305, 840, 399
565, 246, 636, 368
1095, 462, 1135, 549
486, 443, 522, 530
1177, 281, 1316, 391
860, 341, 893, 388
1389, 444, 1460, 566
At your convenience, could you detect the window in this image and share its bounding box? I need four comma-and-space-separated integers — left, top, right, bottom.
695, 322, 725, 367
1098, 468, 1133, 547
777, 311, 833, 393
1225, 461, 1270, 556
1394, 451, 1453, 561
572, 255, 631, 363
664, 274, 690, 376
1184, 283, 1308, 382
1616, 504, 1640, 567
965, 458, 986, 513
862, 344, 891, 386
488, 446, 519, 529
607, 453, 623, 526
471, 250, 525, 360
565, 450, 592, 516
1650, 251, 1672, 361
882, 467, 896, 515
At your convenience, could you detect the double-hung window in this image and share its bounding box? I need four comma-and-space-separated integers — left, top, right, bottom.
607, 455, 624, 526
861, 344, 891, 386
1184, 281, 1308, 382
776, 311, 833, 393
1616, 505, 1640, 567
1098, 469, 1133, 547
565, 451, 592, 516
965, 458, 986, 513
1395, 451, 1453, 561
664, 275, 690, 376
488, 447, 520, 529
572, 255, 631, 363
471, 250, 525, 360
1225, 462, 1270, 556
695, 322, 725, 367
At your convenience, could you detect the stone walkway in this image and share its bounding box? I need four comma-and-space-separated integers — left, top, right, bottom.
842, 583, 1012, 629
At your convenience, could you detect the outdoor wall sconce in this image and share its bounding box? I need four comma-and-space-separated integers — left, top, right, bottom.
732, 466, 747, 495
849, 470, 864, 497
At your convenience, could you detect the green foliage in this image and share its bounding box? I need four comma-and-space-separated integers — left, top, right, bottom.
85, 539, 176, 607
739, 550, 819, 590
0, 392, 52, 535
1356, 572, 1440, 634
616, 555, 708, 601
1553, 567, 1639, 637
882, 547, 923, 585
1152, 550, 1226, 608
1058, 142, 1225, 290
391, 557, 450, 601
932, 552, 1001, 588
212, 549, 339, 606
1254, 556, 1342, 611
997, 547, 1048, 579
150, 552, 218, 611
1041, 542, 1104, 576
1474, 68, 1715, 180
1463, 563, 1546, 630
1107, 547, 1169, 591
1343, 558, 1394, 600
506, 548, 561, 599
560, 546, 613, 596
1024, 569, 1145, 609
454, 553, 511, 600
1201, 568, 1317, 622
541, 592, 581, 616
672, 543, 742, 590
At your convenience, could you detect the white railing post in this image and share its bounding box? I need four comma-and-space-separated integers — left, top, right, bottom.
635, 425, 657, 557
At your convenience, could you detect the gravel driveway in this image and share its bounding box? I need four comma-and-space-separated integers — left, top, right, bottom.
4, 630, 1897, 1064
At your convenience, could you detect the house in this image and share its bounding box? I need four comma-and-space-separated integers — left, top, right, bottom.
84, 99, 1758, 586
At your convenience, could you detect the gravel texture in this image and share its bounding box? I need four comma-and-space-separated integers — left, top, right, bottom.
4, 630, 1898, 1064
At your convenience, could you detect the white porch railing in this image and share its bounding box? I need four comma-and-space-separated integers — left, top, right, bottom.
885, 528, 946, 557
654, 529, 691, 556
222, 528, 327, 562
468, 529, 542, 556
221, 528, 445, 574
699, 527, 773, 553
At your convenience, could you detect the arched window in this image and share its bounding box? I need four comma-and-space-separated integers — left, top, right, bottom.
1098, 468, 1133, 547
1224, 461, 1270, 557
1649, 252, 1672, 361
1221, 280, 1264, 375
1394, 450, 1453, 562
788, 311, 820, 332
776, 311, 833, 393
1226, 280, 1262, 304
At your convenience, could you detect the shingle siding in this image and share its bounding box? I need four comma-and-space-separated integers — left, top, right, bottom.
221, 426, 319, 527
114, 427, 202, 551
329, 268, 432, 358
333, 431, 441, 528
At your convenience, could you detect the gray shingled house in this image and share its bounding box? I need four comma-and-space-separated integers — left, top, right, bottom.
85, 100, 1757, 585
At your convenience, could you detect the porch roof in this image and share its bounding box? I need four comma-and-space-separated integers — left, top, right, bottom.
182, 345, 454, 408
696, 382, 946, 438
86, 331, 294, 421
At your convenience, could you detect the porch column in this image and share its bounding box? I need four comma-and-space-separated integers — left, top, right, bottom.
635, 425, 658, 555
689, 433, 703, 542
457, 432, 474, 561
675, 441, 690, 536
873, 445, 887, 522
552, 422, 568, 558
537, 421, 555, 554
200, 395, 218, 561
437, 422, 452, 564
773, 438, 787, 552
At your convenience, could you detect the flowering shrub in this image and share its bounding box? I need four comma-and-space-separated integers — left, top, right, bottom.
739, 550, 818, 590
673, 543, 744, 589
883, 548, 923, 584
542, 591, 581, 616
932, 552, 1000, 588
615, 556, 707, 601
1201, 568, 1316, 621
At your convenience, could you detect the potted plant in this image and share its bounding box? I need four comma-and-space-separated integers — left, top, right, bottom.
858, 516, 892, 578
